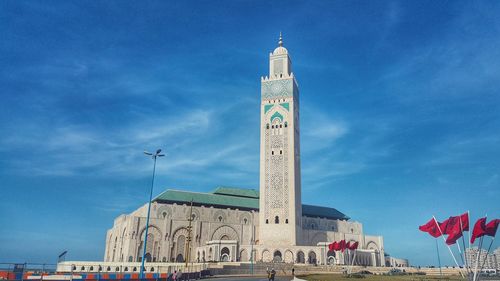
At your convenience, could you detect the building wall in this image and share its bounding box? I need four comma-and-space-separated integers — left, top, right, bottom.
104, 201, 385, 267
104, 202, 257, 263
385, 256, 409, 267
466, 247, 500, 270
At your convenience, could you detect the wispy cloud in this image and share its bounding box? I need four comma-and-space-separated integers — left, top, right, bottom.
1, 108, 210, 174
301, 110, 348, 153
379, 15, 500, 103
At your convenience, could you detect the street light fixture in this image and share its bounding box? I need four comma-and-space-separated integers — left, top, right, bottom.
139, 149, 165, 279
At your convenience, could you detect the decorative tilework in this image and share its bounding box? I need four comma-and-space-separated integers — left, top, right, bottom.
261, 79, 294, 99
270, 111, 283, 122
279, 103, 289, 111
264, 104, 274, 114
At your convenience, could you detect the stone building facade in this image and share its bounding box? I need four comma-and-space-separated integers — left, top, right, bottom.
104, 187, 385, 266
104, 35, 396, 267
465, 247, 500, 270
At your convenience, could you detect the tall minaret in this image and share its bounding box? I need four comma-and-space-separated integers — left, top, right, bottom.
259, 34, 302, 246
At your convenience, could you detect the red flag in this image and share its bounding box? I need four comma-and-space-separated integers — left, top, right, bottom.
339, 240, 346, 252
328, 242, 335, 251
346, 241, 351, 250
446, 213, 470, 245
348, 241, 359, 250
460, 212, 470, 231
446, 226, 463, 245
441, 216, 460, 235
471, 217, 487, 243
333, 241, 340, 251
485, 219, 499, 237
419, 218, 443, 238
443, 214, 468, 245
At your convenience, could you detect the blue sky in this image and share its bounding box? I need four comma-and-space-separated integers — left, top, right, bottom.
0, 1, 499, 266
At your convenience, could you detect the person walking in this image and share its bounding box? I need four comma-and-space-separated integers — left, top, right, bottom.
270, 268, 276, 281
292, 267, 295, 277
173, 270, 177, 280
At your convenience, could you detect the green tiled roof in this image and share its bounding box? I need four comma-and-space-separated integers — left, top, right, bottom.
154, 189, 258, 209
153, 187, 349, 220
212, 186, 259, 198
302, 204, 349, 220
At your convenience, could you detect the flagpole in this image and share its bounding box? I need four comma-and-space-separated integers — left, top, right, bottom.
455, 236, 469, 277
467, 211, 472, 249
473, 214, 488, 281
346, 249, 350, 272
459, 215, 470, 274
432, 216, 465, 278
435, 238, 442, 276
478, 236, 496, 279
473, 236, 484, 281
467, 211, 472, 275
350, 249, 353, 271
462, 233, 470, 276
456, 240, 465, 267
349, 250, 357, 274
346, 249, 349, 274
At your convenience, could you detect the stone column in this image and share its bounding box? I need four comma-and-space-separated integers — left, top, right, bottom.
321, 247, 326, 265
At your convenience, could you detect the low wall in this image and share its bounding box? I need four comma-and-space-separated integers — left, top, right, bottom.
57, 261, 207, 274
207, 262, 464, 277
57, 261, 465, 277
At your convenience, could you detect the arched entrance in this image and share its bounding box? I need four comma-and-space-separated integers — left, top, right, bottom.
327, 250, 336, 265
137, 227, 162, 263
284, 250, 294, 263
174, 235, 186, 262
262, 250, 271, 262
296, 251, 305, 263
176, 254, 184, 262
221, 247, 230, 262
308, 251, 317, 264
273, 250, 282, 262
328, 256, 336, 265
240, 249, 248, 262
171, 227, 189, 262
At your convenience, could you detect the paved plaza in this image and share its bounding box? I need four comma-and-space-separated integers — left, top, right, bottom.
205, 277, 293, 281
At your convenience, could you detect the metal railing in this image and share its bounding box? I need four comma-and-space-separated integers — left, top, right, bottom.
0, 263, 57, 273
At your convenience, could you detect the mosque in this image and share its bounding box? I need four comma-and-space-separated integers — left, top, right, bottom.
102, 36, 405, 268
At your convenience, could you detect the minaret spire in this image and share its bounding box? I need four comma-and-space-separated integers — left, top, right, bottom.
260, 36, 301, 246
